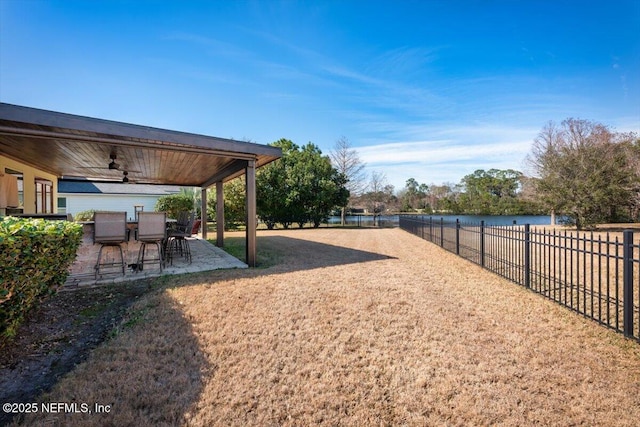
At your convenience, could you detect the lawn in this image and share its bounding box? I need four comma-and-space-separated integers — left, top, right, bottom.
12, 228, 640, 426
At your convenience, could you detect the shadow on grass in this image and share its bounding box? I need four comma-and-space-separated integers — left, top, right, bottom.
4, 229, 396, 425
13, 290, 209, 426
211, 229, 397, 273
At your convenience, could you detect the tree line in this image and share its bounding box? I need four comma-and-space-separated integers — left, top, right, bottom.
389, 169, 544, 216
361, 118, 639, 229
158, 117, 639, 231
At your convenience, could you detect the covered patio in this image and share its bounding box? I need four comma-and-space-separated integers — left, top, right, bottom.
0, 103, 282, 269
65, 235, 248, 287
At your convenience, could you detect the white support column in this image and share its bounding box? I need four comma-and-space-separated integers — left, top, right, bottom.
245, 159, 257, 267
201, 187, 208, 240
216, 181, 224, 247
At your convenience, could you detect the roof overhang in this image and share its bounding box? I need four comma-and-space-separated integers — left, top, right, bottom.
0, 103, 282, 187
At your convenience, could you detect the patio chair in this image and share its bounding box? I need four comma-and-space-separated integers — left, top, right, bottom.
93, 211, 128, 280
136, 212, 167, 272
175, 211, 190, 227
167, 211, 195, 265
164, 211, 189, 242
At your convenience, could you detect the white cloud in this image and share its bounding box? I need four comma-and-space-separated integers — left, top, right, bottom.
357, 139, 531, 165
354, 124, 538, 189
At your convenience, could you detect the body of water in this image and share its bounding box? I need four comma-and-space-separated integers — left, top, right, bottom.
328, 214, 557, 227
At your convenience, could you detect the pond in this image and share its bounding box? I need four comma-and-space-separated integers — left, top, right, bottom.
327, 214, 558, 227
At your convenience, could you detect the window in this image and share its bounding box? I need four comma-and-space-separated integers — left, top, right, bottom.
35, 178, 53, 213
57, 197, 67, 215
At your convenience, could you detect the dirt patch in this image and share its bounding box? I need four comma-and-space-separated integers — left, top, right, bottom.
0, 280, 155, 426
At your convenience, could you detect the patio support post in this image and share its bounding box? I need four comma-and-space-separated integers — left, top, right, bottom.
216, 181, 224, 247
245, 159, 257, 267
201, 187, 208, 240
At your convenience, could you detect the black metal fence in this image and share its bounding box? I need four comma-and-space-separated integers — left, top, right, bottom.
399, 215, 640, 342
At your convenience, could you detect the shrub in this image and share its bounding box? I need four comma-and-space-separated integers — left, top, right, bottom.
73, 209, 95, 221
155, 194, 195, 219
0, 217, 83, 339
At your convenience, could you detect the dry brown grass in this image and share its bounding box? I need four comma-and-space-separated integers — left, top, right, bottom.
14, 228, 640, 426
448, 224, 640, 329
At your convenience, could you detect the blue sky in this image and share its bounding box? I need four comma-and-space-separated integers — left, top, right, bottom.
1, 0, 639, 191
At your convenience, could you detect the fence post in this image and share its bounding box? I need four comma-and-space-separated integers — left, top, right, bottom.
440, 217, 444, 247
623, 230, 634, 338
456, 219, 460, 255
524, 224, 531, 288
480, 220, 485, 267
429, 217, 433, 242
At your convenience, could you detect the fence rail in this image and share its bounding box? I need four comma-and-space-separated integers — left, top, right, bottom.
399, 215, 640, 342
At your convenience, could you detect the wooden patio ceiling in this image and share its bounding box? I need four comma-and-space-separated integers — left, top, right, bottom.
0, 103, 281, 187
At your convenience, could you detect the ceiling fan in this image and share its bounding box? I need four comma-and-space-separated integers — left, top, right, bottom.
107, 153, 121, 170
81, 151, 140, 183
106, 153, 140, 183
104, 153, 140, 173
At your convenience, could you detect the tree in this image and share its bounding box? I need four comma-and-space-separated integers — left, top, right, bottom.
257, 139, 349, 228
257, 139, 296, 229
287, 143, 349, 228
625, 137, 640, 220
398, 178, 429, 212
424, 183, 463, 214
330, 137, 366, 225
361, 171, 395, 226
207, 176, 246, 230
528, 118, 638, 229
178, 187, 201, 218
155, 194, 194, 219
457, 169, 525, 215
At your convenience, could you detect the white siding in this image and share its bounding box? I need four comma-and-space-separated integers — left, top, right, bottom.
61, 194, 165, 220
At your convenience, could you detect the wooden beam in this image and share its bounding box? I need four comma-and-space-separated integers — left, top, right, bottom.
201, 187, 208, 240
202, 159, 248, 188
216, 181, 224, 247
245, 159, 257, 267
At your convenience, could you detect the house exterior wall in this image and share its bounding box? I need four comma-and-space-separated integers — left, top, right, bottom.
1, 154, 58, 215
59, 194, 167, 220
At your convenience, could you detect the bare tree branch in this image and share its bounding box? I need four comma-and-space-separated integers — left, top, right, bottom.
330, 136, 367, 224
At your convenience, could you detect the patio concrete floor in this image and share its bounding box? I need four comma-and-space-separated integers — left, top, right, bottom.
64, 237, 247, 288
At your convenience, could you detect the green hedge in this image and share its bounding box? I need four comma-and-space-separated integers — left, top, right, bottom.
155, 194, 195, 219
73, 209, 95, 221
0, 217, 83, 339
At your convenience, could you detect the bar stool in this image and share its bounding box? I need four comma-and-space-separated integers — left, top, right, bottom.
136, 212, 167, 272
167, 211, 195, 264
93, 211, 128, 280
